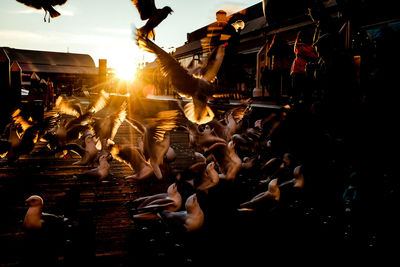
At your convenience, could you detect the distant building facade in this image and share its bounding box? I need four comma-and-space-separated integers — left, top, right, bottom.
0, 47, 99, 128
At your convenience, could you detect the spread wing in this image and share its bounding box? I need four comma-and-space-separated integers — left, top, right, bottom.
198, 44, 226, 83
136, 35, 201, 97
16, 0, 42, 9
86, 90, 109, 114
131, 0, 157, 20
145, 110, 179, 142
55, 96, 82, 118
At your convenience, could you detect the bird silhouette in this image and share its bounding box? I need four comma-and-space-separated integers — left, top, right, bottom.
131, 0, 173, 40
16, 0, 67, 22
136, 35, 226, 124
1, 109, 58, 164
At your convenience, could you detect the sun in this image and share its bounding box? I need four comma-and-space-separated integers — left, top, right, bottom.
114, 62, 138, 81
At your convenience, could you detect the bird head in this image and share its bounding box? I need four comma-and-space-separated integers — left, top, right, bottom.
163, 6, 173, 15
25, 195, 44, 207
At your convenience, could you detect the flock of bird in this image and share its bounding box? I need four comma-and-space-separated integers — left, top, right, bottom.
3, 1, 310, 263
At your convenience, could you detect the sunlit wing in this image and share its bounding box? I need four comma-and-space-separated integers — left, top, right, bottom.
87, 90, 110, 114
146, 110, 179, 142
110, 101, 127, 140
55, 96, 82, 118
183, 101, 214, 125
199, 44, 226, 83
136, 35, 199, 96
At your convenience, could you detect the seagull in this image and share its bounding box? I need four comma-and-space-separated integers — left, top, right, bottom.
158, 193, 204, 233
136, 34, 226, 124
75, 153, 112, 181
23, 195, 67, 230
131, 0, 173, 40
194, 161, 219, 194
91, 101, 127, 149
125, 110, 179, 180
16, 0, 68, 22
132, 182, 182, 220
206, 140, 242, 181
22, 195, 68, 265
110, 143, 154, 180
238, 178, 280, 212
3, 109, 58, 164
60, 133, 100, 166
45, 91, 109, 151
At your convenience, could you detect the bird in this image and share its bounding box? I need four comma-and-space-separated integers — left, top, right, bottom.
158, 193, 204, 233
131, 0, 173, 40
22, 195, 68, 266
125, 110, 179, 180
3, 109, 58, 164
110, 143, 154, 180
44, 91, 109, 151
206, 140, 242, 181
60, 133, 100, 166
194, 161, 219, 194
136, 34, 227, 124
131, 182, 182, 220
238, 178, 280, 212
16, 0, 68, 23
91, 101, 127, 150
74, 153, 112, 181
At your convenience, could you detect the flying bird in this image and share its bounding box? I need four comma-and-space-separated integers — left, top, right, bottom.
75, 153, 112, 181
136, 35, 226, 124
110, 144, 154, 180
125, 110, 179, 180
131, 0, 173, 40
16, 0, 68, 22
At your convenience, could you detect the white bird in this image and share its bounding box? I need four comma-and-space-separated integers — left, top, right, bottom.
158, 193, 204, 233
132, 182, 182, 220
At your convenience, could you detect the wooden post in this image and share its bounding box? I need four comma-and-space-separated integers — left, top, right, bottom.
10, 61, 22, 110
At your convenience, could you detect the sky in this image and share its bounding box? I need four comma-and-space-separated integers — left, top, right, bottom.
0, 0, 261, 76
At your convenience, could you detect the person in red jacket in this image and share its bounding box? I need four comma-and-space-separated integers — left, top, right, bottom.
290, 30, 319, 106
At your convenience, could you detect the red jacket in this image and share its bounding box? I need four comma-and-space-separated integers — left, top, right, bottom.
290, 42, 318, 75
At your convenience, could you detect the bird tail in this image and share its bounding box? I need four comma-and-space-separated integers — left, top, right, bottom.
48, 6, 61, 18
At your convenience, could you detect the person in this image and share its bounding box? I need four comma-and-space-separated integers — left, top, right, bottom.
290, 30, 319, 106
260, 66, 268, 99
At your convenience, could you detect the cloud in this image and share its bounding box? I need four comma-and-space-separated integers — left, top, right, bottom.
94, 27, 131, 36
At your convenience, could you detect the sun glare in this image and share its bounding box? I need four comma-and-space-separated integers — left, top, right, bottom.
114, 63, 138, 81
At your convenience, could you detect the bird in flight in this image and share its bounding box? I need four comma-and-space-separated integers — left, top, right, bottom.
131, 0, 173, 40
136, 35, 227, 124
16, 0, 67, 22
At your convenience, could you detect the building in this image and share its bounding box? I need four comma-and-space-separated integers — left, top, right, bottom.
143, 0, 399, 102
0, 47, 99, 128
